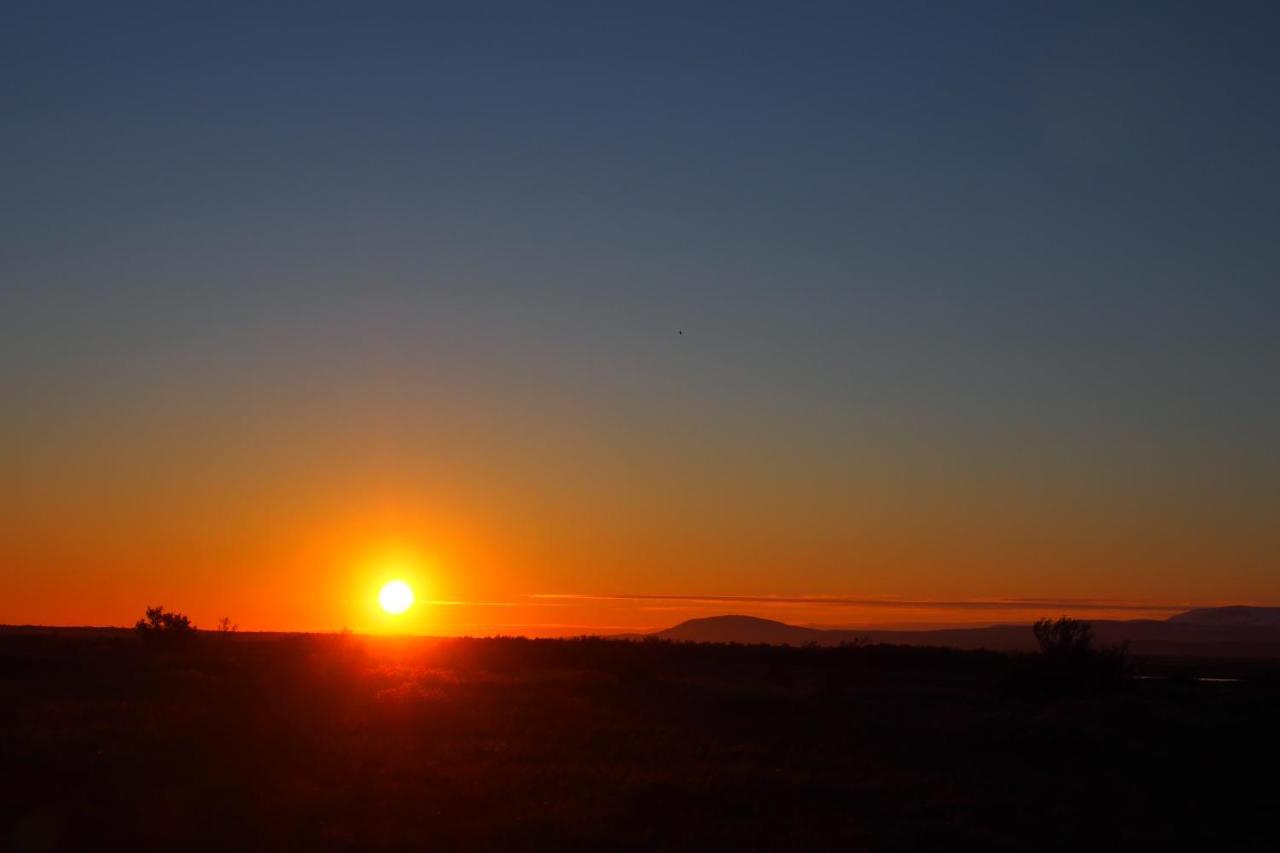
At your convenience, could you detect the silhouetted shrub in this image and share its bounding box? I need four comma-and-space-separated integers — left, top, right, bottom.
1017, 617, 1129, 696
1033, 617, 1094, 658
135, 605, 197, 648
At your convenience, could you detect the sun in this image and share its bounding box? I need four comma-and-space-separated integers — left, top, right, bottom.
379, 580, 415, 615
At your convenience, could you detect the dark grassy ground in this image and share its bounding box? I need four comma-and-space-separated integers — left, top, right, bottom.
2, 631, 1278, 851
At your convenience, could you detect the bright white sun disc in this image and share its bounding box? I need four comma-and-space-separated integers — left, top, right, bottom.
379, 580, 414, 614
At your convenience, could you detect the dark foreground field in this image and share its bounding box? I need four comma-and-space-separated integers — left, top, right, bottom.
3, 631, 1279, 851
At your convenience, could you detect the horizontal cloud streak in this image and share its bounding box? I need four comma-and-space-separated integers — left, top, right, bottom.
423, 600, 565, 608
530, 593, 1190, 614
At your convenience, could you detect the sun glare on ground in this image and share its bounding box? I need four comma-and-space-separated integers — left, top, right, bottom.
379, 580, 415, 615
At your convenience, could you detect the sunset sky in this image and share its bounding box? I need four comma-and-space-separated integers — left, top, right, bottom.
4, 2, 1279, 633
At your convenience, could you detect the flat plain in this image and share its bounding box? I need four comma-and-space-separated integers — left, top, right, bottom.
3, 630, 1278, 851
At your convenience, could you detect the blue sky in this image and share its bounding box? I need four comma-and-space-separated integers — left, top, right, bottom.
4, 2, 1279, 627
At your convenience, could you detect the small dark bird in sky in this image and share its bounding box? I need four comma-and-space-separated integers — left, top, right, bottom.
678, 330, 683, 335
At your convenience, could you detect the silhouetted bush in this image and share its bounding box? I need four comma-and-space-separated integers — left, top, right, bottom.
135, 605, 197, 648
1033, 617, 1094, 658
1017, 617, 1129, 696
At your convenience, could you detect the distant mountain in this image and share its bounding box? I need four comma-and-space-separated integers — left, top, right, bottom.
1168, 606, 1280, 628
653, 615, 1029, 649
649, 607, 1280, 658
655, 615, 828, 645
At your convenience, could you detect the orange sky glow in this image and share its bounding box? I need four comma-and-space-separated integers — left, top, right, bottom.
5, 418, 1275, 634
5, 2, 1280, 634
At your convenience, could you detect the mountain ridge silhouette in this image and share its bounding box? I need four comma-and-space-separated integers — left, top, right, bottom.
649, 607, 1280, 657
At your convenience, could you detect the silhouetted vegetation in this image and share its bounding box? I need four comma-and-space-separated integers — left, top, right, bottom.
133, 605, 197, 648
1017, 616, 1130, 696
2, 630, 1275, 850
1033, 616, 1095, 656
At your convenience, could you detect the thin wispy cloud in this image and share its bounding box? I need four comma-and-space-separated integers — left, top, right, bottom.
423, 599, 566, 608
459, 623, 652, 631
530, 593, 1190, 613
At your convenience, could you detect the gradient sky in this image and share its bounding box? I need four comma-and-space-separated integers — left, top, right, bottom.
4, 1, 1279, 633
